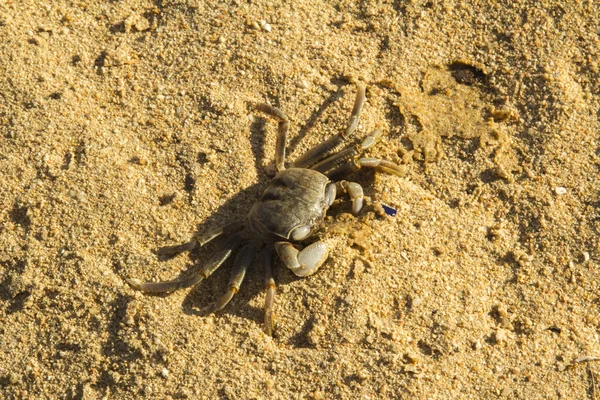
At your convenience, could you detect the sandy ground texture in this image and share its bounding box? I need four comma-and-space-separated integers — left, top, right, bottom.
1, 0, 600, 399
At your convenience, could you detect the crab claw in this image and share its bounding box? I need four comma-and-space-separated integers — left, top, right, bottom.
275, 241, 329, 277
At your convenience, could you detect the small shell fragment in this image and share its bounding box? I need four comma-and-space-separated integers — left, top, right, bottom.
296, 79, 309, 89
554, 187, 567, 195
260, 20, 271, 32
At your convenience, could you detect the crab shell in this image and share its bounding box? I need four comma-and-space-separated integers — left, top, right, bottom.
247, 168, 331, 241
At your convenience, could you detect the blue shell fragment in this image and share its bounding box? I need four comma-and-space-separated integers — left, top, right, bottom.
382, 204, 397, 217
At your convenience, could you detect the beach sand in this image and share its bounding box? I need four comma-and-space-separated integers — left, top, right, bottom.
1, 1, 599, 398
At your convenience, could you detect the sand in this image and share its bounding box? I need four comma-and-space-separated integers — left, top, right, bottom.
1, 0, 599, 398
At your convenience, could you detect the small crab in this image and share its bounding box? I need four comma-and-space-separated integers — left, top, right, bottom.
127, 83, 403, 335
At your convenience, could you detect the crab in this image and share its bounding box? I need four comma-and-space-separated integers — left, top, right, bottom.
126, 82, 403, 335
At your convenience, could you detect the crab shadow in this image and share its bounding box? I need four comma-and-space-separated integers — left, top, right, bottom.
178, 243, 298, 330
286, 80, 348, 158
144, 80, 403, 338
146, 103, 311, 330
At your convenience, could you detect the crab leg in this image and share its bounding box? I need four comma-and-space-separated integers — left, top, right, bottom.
256, 104, 289, 172
155, 240, 197, 255
156, 220, 244, 255
126, 235, 243, 293
311, 128, 381, 175
356, 158, 405, 176
293, 82, 366, 168
210, 243, 255, 312
344, 82, 367, 138
263, 248, 277, 336
315, 125, 404, 179
275, 241, 328, 277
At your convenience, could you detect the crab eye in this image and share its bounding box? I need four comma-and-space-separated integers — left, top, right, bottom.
290, 225, 311, 241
